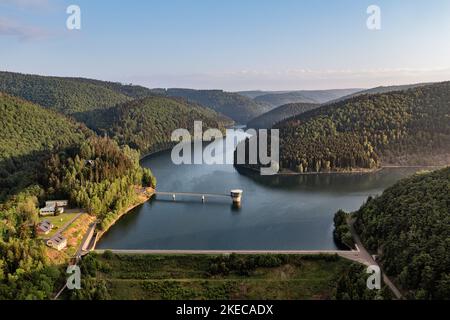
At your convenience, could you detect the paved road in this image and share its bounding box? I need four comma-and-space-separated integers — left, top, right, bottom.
383, 165, 442, 168
52, 212, 83, 239
348, 219, 404, 299
75, 222, 97, 259
53, 283, 67, 300
54, 221, 96, 300
95, 249, 351, 254
94, 248, 373, 264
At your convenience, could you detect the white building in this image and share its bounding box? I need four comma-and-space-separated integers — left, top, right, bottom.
40, 200, 68, 216
40, 205, 56, 216
45, 200, 68, 207
47, 234, 67, 251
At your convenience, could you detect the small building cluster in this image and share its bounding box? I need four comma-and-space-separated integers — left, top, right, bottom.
47, 234, 68, 251
36, 220, 54, 235
39, 200, 68, 216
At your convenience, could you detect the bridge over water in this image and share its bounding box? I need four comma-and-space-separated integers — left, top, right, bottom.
155, 189, 243, 204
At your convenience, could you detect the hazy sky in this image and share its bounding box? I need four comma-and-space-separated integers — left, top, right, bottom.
1, 0, 450, 90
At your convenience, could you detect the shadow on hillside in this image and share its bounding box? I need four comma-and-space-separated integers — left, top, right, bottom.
0, 146, 78, 203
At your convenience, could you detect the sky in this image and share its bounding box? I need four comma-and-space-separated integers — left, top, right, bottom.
1, 0, 450, 90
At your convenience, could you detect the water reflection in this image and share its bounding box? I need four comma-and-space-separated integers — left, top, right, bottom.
97, 135, 419, 250
235, 166, 417, 194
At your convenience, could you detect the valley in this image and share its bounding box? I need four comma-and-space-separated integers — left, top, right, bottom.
0, 71, 448, 301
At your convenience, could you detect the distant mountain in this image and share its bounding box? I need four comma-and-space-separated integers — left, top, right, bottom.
247, 103, 320, 129
253, 89, 363, 108
0, 71, 156, 114
275, 82, 450, 173
249, 85, 431, 131
73, 96, 233, 155
330, 83, 433, 104
236, 90, 291, 99
354, 167, 450, 299
0, 71, 233, 156
154, 88, 270, 124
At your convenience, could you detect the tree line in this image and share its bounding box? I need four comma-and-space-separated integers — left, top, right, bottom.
353, 167, 450, 299
275, 82, 450, 173
73, 96, 232, 156
156, 88, 269, 124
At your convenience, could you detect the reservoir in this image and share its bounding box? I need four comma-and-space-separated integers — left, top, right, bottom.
97, 131, 418, 250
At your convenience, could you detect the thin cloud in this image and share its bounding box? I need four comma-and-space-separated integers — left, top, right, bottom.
124, 67, 450, 91
223, 67, 450, 78
0, 17, 49, 40
0, 0, 51, 9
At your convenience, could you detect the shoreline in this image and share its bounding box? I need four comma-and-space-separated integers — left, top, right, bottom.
94, 187, 155, 247
100, 145, 446, 254
235, 164, 382, 176
140, 146, 173, 161
235, 164, 445, 176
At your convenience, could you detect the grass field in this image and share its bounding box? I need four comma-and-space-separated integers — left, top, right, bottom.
73, 253, 375, 300
38, 208, 87, 238
38, 213, 75, 238
43, 213, 96, 264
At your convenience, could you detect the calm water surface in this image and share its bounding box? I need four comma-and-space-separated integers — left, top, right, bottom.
97, 133, 418, 250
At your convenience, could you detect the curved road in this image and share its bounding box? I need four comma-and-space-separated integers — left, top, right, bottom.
348, 219, 403, 299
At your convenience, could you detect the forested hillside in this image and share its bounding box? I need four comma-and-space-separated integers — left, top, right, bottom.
330, 82, 432, 104
0, 71, 155, 114
253, 89, 361, 108
74, 96, 233, 155
0, 71, 267, 124
0, 93, 91, 199
236, 90, 285, 99
275, 82, 450, 173
155, 88, 270, 123
79, 78, 155, 99
42, 136, 155, 231
0, 136, 155, 299
0, 89, 157, 299
354, 167, 450, 299
247, 103, 319, 129
0, 187, 62, 299
0, 92, 156, 223
253, 91, 315, 105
